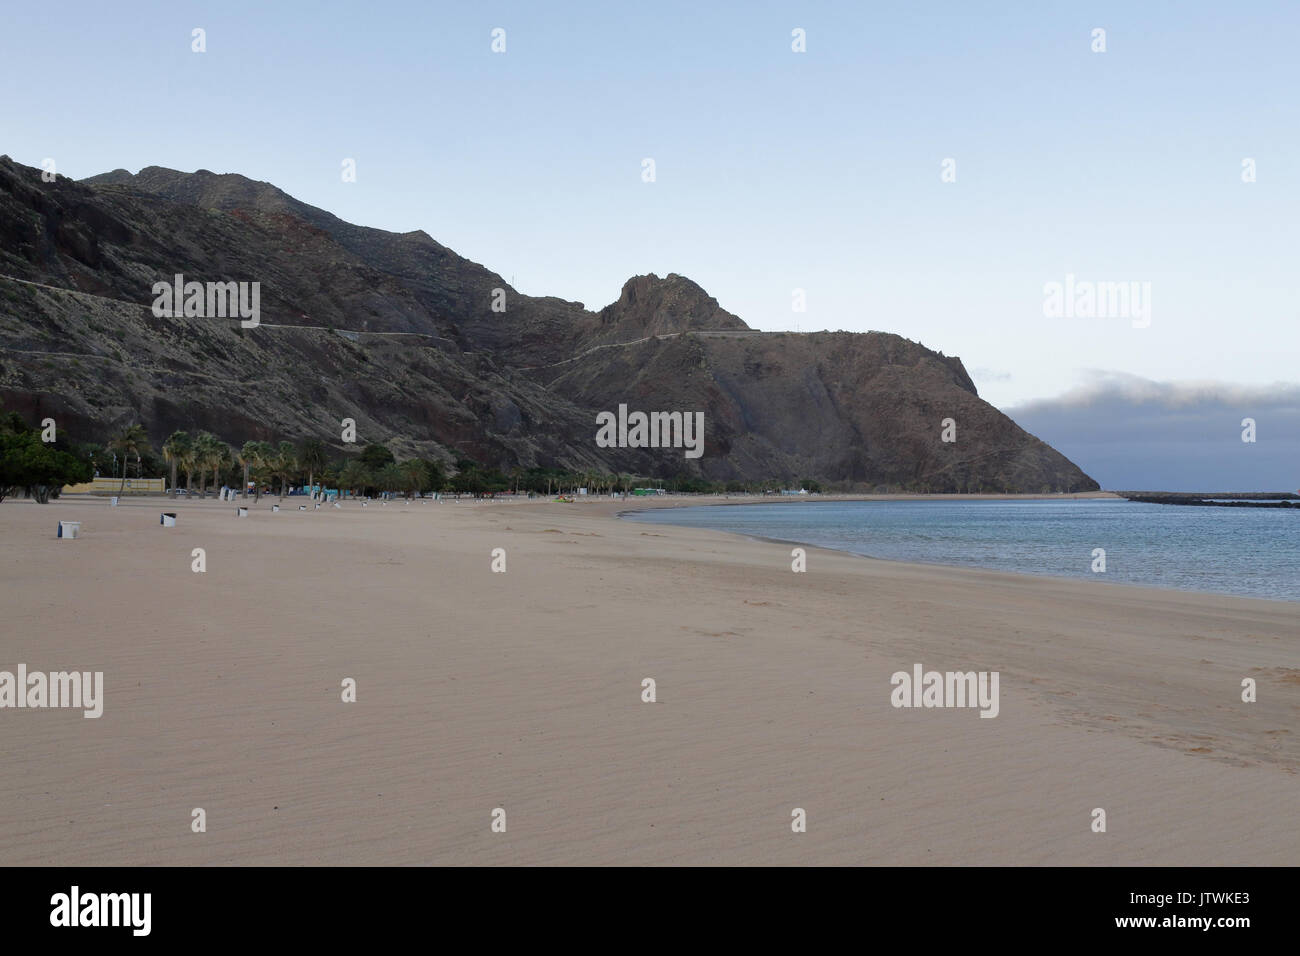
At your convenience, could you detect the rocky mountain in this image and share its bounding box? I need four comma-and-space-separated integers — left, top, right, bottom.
0, 155, 1098, 491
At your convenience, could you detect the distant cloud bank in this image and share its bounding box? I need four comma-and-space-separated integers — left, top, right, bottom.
1004, 372, 1300, 491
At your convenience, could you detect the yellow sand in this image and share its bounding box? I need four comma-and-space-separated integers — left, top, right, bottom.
0, 493, 1294, 865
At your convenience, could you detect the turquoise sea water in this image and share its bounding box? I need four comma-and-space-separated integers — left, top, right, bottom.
624, 499, 1300, 603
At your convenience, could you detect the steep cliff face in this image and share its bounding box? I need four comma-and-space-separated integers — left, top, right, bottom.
0, 156, 1098, 491
536, 325, 1088, 489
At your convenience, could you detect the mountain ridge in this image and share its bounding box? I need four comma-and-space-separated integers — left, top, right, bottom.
0, 155, 1098, 491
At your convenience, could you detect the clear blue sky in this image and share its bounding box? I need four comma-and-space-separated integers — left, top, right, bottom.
3, 1, 1297, 485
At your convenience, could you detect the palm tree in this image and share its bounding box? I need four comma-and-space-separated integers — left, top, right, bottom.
422, 459, 446, 494
108, 424, 150, 496
297, 438, 327, 500
274, 441, 298, 498
399, 459, 428, 500
238, 441, 259, 499
377, 462, 404, 498
191, 432, 222, 498
161, 431, 191, 498
244, 440, 273, 501
183, 446, 196, 494
338, 460, 371, 499
207, 439, 231, 495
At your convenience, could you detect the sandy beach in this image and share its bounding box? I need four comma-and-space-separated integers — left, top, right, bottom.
1, 493, 1295, 866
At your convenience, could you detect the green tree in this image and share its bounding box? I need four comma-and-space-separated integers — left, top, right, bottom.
0, 429, 92, 503
0, 407, 26, 436
209, 437, 232, 495
359, 443, 395, 471
107, 424, 150, 496
451, 463, 485, 497
162, 431, 191, 499
244, 440, 274, 501
397, 459, 428, 499
320, 459, 342, 494
179, 438, 197, 495
337, 460, 371, 498
191, 432, 223, 499
297, 437, 327, 498
377, 462, 404, 496
237, 440, 259, 500
415, 458, 445, 494
273, 441, 298, 498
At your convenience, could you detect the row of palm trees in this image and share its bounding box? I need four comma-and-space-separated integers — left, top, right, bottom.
109, 425, 796, 501
338, 458, 429, 498
159, 431, 330, 500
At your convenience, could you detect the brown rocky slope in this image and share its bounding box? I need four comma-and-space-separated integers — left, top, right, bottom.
0, 155, 1096, 491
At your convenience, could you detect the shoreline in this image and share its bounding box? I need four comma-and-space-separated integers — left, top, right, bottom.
615, 493, 1300, 606
609, 488, 1120, 516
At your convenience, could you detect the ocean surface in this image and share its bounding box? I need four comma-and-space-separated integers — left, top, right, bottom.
624, 498, 1300, 602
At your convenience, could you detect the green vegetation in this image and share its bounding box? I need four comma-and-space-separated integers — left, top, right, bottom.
162, 431, 192, 499
240, 440, 273, 500
358, 443, 395, 471
107, 424, 151, 496
0, 408, 93, 503
297, 438, 327, 497
191, 431, 226, 499
337, 459, 371, 497
3, 409, 839, 501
